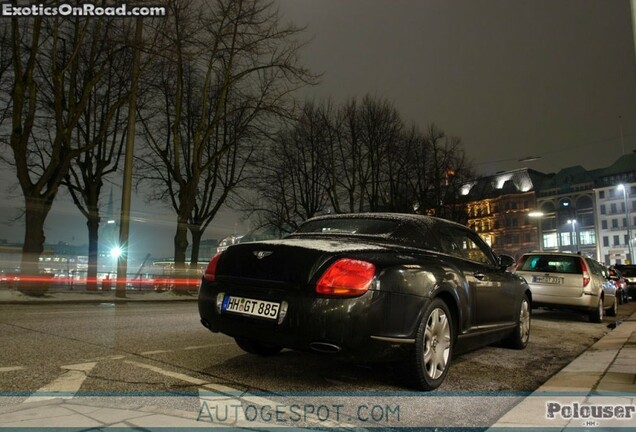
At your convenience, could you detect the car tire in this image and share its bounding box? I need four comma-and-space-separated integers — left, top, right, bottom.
235, 337, 282, 356
503, 294, 531, 349
606, 297, 618, 317
589, 296, 604, 323
407, 298, 454, 391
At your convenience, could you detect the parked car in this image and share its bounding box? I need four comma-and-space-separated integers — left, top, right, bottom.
216, 228, 284, 254
216, 235, 244, 253
608, 266, 629, 304
199, 213, 531, 391
514, 252, 617, 323
614, 264, 636, 300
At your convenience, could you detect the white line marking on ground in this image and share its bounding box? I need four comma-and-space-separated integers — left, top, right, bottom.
124, 361, 206, 385
24, 362, 97, 403
0, 366, 25, 373
139, 343, 233, 356
139, 350, 169, 355
124, 361, 356, 428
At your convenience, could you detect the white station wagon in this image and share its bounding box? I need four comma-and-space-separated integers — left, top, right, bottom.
514, 252, 617, 323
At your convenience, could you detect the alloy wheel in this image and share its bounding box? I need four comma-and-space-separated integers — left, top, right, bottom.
519, 299, 530, 344
423, 308, 451, 380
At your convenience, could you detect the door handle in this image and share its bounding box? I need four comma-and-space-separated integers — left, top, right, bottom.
473, 272, 485, 280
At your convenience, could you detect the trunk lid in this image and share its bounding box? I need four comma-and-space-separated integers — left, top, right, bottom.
216, 237, 390, 288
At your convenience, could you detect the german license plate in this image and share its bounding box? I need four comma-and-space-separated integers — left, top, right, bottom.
222, 295, 280, 320
533, 275, 564, 284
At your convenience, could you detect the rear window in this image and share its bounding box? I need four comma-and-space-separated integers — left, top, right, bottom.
297, 218, 399, 236
518, 255, 582, 274
616, 265, 636, 277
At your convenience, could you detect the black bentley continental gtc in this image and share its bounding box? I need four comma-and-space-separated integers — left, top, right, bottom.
198, 213, 531, 390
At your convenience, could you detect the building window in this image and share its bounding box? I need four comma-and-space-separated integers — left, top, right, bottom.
631, 186, 636, 195
579, 230, 596, 245
543, 233, 558, 249
561, 233, 571, 246
611, 203, 617, 214
599, 190, 605, 199
614, 235, 620, 246
601, 205, 606, 215
603, 236, 609, 247
602, 220, 608, 229
579, 213, 594, 226
626, 235, 630, 245
609, 189, 616, 198
612, 219, 619, 229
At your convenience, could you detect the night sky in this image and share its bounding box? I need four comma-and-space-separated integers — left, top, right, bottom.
280, 0, 636, 174
1, 0, 636, 256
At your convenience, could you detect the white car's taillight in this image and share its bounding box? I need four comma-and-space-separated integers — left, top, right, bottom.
580, 258, 591, 288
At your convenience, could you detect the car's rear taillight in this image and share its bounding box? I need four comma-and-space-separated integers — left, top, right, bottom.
203, 253, 222, 282
580, 258, 591, 288
315, 258, 376, 297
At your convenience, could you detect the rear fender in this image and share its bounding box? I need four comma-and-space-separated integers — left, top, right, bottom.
377, 264, 467, 338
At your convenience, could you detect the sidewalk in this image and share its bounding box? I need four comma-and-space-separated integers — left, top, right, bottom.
1, 304, 635, 429
490, 311, 636, 429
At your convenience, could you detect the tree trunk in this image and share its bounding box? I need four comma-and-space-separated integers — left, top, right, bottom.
86, 213, 100, 291
173, 218, 189, 272
20, 197, 52, 294
189, 226, 203, 268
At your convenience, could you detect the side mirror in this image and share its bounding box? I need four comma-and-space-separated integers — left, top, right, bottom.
498, 254, 516, 269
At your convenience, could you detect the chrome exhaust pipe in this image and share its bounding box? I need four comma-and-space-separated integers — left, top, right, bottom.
309, 342, 341, 353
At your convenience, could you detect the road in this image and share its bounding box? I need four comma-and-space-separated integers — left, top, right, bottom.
0, 300, 634, 427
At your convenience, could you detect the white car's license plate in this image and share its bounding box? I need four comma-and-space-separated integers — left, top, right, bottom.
533, 275, 564, 284
222, 295, 280, 320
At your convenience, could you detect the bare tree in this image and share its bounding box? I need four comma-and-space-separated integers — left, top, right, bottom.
61, 19, 138, 290
137, 0, 313, 272
412, 124, 474, 222
245, 97, 474, 229
1, 15, 130, 282
244, 102, 330, 231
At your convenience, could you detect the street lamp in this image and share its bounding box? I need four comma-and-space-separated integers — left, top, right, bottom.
618, 184, 633, 263
528, 211, 544, 251
567, 219, 577, 252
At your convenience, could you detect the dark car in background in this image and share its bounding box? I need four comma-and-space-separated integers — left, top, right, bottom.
614, 264, 636, 300
198, 213, 531, 391
608, 267, 629, 304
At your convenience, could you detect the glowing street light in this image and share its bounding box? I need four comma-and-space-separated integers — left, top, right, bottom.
110, 246, 122, 259
618, 184, 633, 263
528, 211, 544, 251
567, 219, 577, 252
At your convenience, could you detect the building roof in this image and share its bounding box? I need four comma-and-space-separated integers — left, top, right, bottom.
537, 165, 595, 192
462, 168, 551, 200
592, 152, 636, 179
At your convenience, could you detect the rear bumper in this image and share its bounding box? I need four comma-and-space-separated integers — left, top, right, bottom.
532, 292, 602, 311
197, 278, 426, 361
